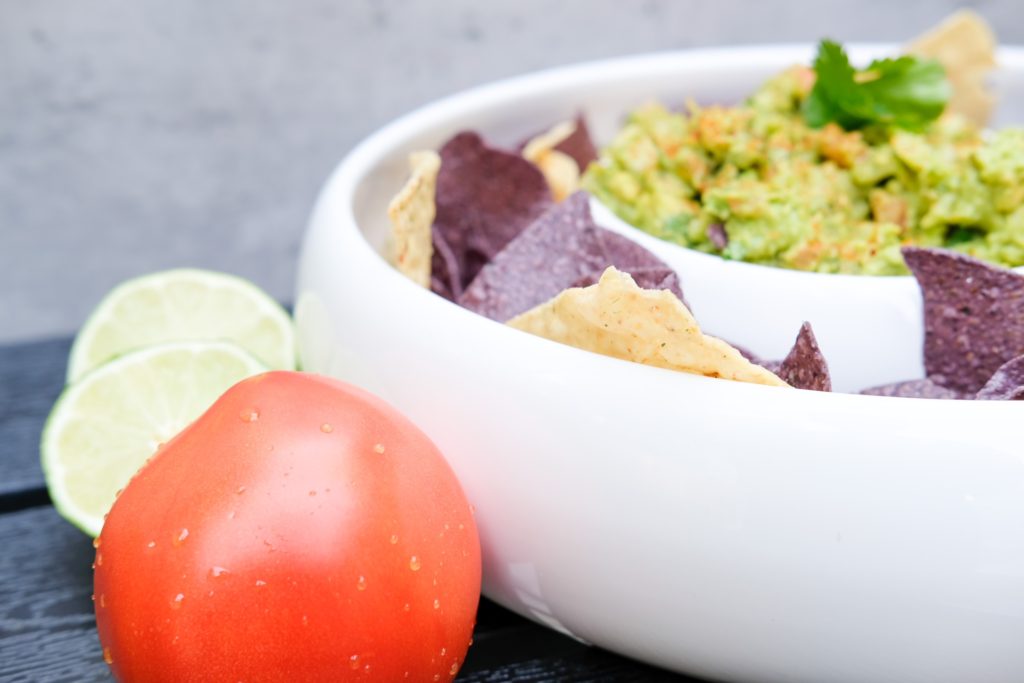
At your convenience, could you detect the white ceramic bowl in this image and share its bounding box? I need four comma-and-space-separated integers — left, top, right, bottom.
295, 46, 1024, 683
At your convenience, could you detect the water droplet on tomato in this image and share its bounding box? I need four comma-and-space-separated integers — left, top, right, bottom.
356, 575, 367, 591
92, 537, 101, 549
255, 579, 267, 587
236, 486, 246, 495
170, 593, 184, 609
95, 553, 103, 566
433, 674, 441, 681
174, 528, 189, 546
440, 647, 446, 657
373, 443, 385, 454
210, 566, 229, 578
102, 647, 114, 665
409, 556, 421, 571
389, 534, 399, 544
99, 594, 107, 608
147, 540, 156, 548
450, 662, 460, 676
403, 603, 411, 612
349, 655, 361, 670
90, 593, 95, 602
433, 598, 440, 610
302, 615, 309, 627
239, 409, 259, 423
320, 423, 333, 433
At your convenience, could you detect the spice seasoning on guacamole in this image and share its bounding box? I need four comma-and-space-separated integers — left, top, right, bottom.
583, 44, 1024, 275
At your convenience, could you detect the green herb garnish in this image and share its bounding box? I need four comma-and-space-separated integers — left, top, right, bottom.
803, 40, 950, 132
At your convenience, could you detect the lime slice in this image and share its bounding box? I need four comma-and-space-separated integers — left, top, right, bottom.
42, 340, 268, 536
66, 269, 295, 383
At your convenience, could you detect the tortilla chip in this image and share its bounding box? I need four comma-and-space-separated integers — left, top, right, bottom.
521, 116, 599, 202
584, 229, 685, 304
387, 150, 440, 288
523, 120, 581, 202
520, 115, 598, 163
902, 247, 1024, 393
907, 9, 997, 126
860, 378, 970, 400
507, 267, 789, 388
726, 340, 762, 365
554, 115, 599, 170
430, 230, 461, 300
431, 132, 553, 300
976, 355, 1024, 400
460, 192, 683, 321
570, 264, 681, 299
762, 322, 832, 392
707, 223, 729, 251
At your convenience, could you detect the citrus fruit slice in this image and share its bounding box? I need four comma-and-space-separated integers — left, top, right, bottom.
66, 269, 295, 382
42, 340, 268, 536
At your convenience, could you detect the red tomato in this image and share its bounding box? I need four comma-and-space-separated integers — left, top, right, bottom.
93, 371, 481, 682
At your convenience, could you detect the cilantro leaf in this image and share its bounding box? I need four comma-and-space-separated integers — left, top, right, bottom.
803, 40, 950, 131
859, 56, 949, 129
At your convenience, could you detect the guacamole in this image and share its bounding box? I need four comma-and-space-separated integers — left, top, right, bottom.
583, 67, 1024, 274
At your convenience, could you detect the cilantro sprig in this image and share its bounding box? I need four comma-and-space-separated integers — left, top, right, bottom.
803, 40, 950, 132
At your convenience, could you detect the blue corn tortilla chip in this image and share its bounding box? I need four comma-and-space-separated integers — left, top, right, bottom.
430, 229, 462, 300
758, 322, 831, 391
860, 378, 971, 400
707, 223, 729, 251
976, 355, 1024, 400
553, 115, 598, 171
459, 192, 683, 322
903, 247, 1024, 393
431, 132, 553, 300
573, 229, 685, 304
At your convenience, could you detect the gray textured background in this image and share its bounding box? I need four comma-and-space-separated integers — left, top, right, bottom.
3, 0, 1022, 342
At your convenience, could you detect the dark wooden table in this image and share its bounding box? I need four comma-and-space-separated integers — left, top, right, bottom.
0, 337, 702, 682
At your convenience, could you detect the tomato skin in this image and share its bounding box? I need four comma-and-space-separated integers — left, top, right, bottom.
93, 371, 481, 682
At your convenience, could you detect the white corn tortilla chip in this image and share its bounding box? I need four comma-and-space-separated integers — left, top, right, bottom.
523, 120, 580, 202
907, 9, 997, 126
508, 267, 790, 388
387, 150, 441, 288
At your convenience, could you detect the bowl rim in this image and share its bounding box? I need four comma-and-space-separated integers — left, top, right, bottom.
306, 42, 1024, 408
